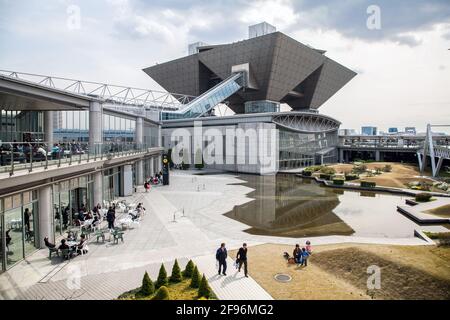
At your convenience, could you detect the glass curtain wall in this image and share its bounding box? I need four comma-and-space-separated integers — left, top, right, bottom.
53, 110, 89, 143
103, 113, 135, 146
103, 168, 121, 205
143, 122, 159, 148
53, 175, 94, 239
0, 110, 44, 142
0, 190, 39, 270
278, 129, 338, 169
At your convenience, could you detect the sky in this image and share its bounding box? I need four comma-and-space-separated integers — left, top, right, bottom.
0, 0, 449, 133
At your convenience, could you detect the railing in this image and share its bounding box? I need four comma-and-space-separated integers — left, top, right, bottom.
0, 69, 196, 111
0, 141, 157, 177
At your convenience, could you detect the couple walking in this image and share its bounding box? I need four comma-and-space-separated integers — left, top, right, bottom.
216, 242, 248, 277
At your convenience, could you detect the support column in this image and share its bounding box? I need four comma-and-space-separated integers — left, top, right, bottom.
120, 164, 133, 196
38, 185, 53, 248
93, 171, 103, 208
150, 157, 154, 176
89, 101, 103, 155
135, 117, 144, 185
375, 150, 380, 162
44, 111, 54, 151
339, 148, 344, 163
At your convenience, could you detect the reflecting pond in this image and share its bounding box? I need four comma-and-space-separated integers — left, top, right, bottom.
224, 174, 421, 238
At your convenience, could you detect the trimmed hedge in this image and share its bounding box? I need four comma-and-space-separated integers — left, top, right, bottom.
152, 286, 170, 300
415, 193, 432, 202
344, 174, 359, 181
302, 170, 312, 177
360, 181, 376, 188
140, 271, 155, 296
332, 178, 345, 185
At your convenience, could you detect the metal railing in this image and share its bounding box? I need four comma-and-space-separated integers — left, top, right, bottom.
0, 69, 196, 111
0, 141, 156, 177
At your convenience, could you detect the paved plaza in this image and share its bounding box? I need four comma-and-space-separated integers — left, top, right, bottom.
0, 171, 436, 300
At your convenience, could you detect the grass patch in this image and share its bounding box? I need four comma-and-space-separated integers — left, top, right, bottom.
425, 204, 450, 218
118, 277, 217, 300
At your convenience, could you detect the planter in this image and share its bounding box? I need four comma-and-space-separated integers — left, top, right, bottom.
360, 181, 376, 188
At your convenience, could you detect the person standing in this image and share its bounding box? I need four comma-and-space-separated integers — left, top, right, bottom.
301, 247, 310, 267
216, 243, 228, 276
236, 243, 249, 277
106, 206, 115, 230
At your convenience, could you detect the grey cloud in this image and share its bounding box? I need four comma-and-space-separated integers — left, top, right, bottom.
291, 0, 450, 46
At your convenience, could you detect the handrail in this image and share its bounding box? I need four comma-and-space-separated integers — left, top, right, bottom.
0, 141, 159, 176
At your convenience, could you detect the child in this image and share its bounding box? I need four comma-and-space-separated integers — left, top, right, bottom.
305, 240, 312, 255
301, 247, 310, 267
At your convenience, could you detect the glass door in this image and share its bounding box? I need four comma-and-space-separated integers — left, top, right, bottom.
4, 207, 24, 268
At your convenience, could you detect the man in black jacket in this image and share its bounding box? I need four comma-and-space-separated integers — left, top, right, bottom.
236, 243, 248, 277
216, 243, 228, 276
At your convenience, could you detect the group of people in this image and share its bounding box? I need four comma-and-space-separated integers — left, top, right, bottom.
143, 171, 164, 191
215, 242, 249, 278
287, 240, 312, 267
44, 234, 88, 258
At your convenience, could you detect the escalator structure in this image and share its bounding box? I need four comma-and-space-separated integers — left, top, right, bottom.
161, 72, 245, 120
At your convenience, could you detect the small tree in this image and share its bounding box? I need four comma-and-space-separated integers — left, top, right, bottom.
156, 264, 168, 289
198, 274, 211, 299
170, 259, 182, 283
183, 260, 195, 278
190, 266, 201, 288
140, 271, 155, 296
152, 286, 170, 300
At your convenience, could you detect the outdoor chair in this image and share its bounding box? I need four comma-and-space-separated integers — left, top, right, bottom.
48, 247, 59, 259
60, 248, 71, 260
113, 231, 124, 244
95, 230, 105, 242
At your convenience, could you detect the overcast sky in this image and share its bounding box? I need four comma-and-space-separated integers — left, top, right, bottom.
1, 0, 449, 133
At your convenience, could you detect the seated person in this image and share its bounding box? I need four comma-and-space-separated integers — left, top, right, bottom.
44, 236, 56, 249
85, 211, 93, 220
76, 235, 88, 254
58, 239, 70, 251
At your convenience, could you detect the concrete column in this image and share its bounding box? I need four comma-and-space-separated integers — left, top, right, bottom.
135, 117, 145, 185
38, 185, 53, 248
44, 111, 54, 151
375, 150, 380, 162
135, 117, 144, 148
89, 101, 103, 154
120, 164, 133, 196
136, 160, 144, 185
339, 148, 344, 163
157, 155, 162, 173
150, 157, 154, 176
93, 171, 103, 208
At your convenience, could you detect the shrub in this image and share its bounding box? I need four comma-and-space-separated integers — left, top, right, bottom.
155, 264, 168, 289
360, 181, 376, 188
415, 193, 432, 202
140, 271, 155, 296
190, 266, 201, 288
374, 167, 383, 175
304, 165, 323, 172
183, 260, 195, 278
345, 173, 359, 181
319, 173, 333, 180
302, 170, 312, 177
319, 166, 336, 175
332, 178, 345, 185
383, 164, 392, 172
352, 164, 367, 174
198, 274, 211, 299
152, 286, 170, 300
169, 259, 182, 283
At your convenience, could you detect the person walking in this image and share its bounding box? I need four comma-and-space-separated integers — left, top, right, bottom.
236, 243, 249, 277
216, 243, 228, 276
293, 244, 301, 264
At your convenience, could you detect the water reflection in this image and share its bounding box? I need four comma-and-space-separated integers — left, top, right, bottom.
225, 174, 420, 238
